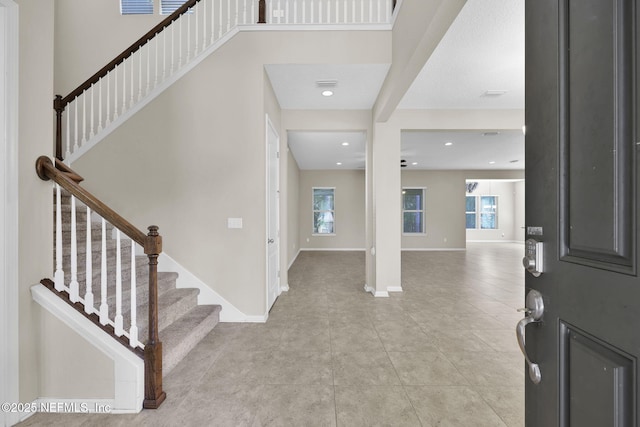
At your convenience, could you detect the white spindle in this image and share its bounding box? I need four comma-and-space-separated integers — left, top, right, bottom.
99, 218, 108, 325
129, 239, 138, 347
69, 196, 79, 303
84, 206, 94, 313
361, 0, 364, 22
114, 229, 124, 336
323, 0, 326, 24
98, 79, 103, 131
81, 91, 87, 145
195, 3, 199, 54
155, 36, 159, 86
352, 0, 356, 23
369, 0, 372, 22
122, 61, 127, 114
138, 50, 143, 100
227, 0, 231, 31
343, 0, 347, 23
90, 86, 95, 139
311, 0, 314, 22
218, 0, 222, 38
106, 70, 112, 125
277, 0, 281, 24
171, 24, 176, 73
202, 1, 207, 51
114, 64, 119, 120
293, 0, 297, 24
179, 16, 184, 65
302, 1, 306, 23
335, 0, 339, 23
163, 30, 168, 79
65, 107, 71, 159
243, 0, 247, 24
73, 100, 79, 153
54, 184, 64, 291
286, 0, 290, 24
386, 0, 390, 22
130, 54, 135, 108
187, 8, 192, 60
377, 0, 381, 22
211, 0, 216, 44
251, 0, 255, 24
234, 0, 238, 25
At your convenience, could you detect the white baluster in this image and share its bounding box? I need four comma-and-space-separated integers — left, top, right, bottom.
227, 0, 231, 31
179, 16, 184, 66
65, 106, 71, 159
69, 196, 79, 303
343, 0, 347, 23
114, 229, 124, 336
234, 0, 238, 25
251, 0, 255, 24
155, 35, 159, 86
98, 79, 103, 132
130, 54, 135, 108
187, 9, 192, 60
352, 0, 356, 23
361, 0, 364, 22
277, 0, 281, 24
171, 24, 176, 73
335, 0, 339, 23
81, 91, 87, 145
122, 61, 126, 114
293, 0, 297, 24
138, 50, 143, 100
369, 0, 372, 22
84, 206, 94, 313
129, 239, 138, 347
214, 0, 216, 44
195, 3, 199, 54
377, 0, 381, 22
54, 184, 64, 291
90, 86, 95, 139
202, 0, 207, 50
106, 70, 112, 125
286, 0, 290, 24
99, 218, 108, 325
218, 0, 222, 38
73, 100, 79, 153
163, 30, 167, 79
311, 0, 314, 22
385, 0, 390, 22
302, 0, 306, 23
243, 0, 247, 24
114, 64, 119, 120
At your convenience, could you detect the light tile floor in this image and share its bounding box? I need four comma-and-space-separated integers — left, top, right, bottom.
19, 243, 525, 426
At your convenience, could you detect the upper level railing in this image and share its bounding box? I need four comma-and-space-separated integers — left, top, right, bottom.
54, 0, 394, 161
36, 156, 166, 409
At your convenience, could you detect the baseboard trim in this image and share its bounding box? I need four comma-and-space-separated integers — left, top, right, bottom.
287, 249, 301, 270
157, 253, 262, 323
402, 248, 466, 252
300, 248, 366, 251
363, 284, 389, 298
387, 286, 403, 292
31, 284, 144, 414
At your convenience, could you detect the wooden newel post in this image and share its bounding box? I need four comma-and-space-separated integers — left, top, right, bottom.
258, 0, 266, 23
54, 95, 64, 161
143, 225, 166, 409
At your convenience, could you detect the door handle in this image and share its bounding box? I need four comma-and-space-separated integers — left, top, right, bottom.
268, 239, 274, 244
516, 289, 544, 384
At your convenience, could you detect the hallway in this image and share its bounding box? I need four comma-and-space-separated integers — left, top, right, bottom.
20, 243, 524, 426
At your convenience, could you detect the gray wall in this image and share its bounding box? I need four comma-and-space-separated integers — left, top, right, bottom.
299, 170, 366, 250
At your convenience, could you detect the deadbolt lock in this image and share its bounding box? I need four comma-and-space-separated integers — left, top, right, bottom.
523, 238, 544, 277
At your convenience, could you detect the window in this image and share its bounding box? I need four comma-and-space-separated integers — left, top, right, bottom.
402, 188, 425, 234
161, 0, 189, 15
466, 195, 498, 229
313, 188, 335, 234
121, 0, 153, 15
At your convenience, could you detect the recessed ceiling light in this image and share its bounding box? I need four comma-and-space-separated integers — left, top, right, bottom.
341, 142, 349, 146
412, 162, 418, 166
336, 162, 342, 166
444, 142, 453, 146
322, 90, 334, 97
489, 161, 496, 164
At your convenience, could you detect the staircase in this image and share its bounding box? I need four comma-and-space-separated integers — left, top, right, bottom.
54, 187, 221, 375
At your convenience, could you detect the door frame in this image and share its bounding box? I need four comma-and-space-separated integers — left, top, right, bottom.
0, 0, 20, 425
265, 114, 280, 313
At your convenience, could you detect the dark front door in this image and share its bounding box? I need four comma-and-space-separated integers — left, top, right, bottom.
524, 0, 639, 425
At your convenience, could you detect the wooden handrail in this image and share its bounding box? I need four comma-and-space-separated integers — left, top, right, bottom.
37, 156, 146, 246
36, 155, 166, 408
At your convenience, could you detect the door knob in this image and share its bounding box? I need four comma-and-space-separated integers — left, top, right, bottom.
267, 239, 274, 244
516, 289, 544, 384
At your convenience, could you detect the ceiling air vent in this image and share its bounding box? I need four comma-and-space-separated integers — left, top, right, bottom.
316, 79, 338, 88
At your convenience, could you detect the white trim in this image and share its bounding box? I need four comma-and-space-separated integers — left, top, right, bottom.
155, 252, 250, 322
31, 284, 144, 414
466, 240, 522, 244
401, 248, 466, 252
387, 286, 403, 292
300, 248, 366, 251
364, 284, 389, 298
244, 314, 268, 323
238, 23, 392, 32
1, 1, 19, 425
391, 0, 403, 26
266, 114, 281, 313
287, 248, 301, 270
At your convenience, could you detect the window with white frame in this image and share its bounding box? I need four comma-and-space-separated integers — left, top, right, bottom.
313, 188, 335, 235
121, 0, 153, 15
402, 188, 425, 234
466, 195, 498, 229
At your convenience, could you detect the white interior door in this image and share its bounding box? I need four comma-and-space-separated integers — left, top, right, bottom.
266, 115, 280, 311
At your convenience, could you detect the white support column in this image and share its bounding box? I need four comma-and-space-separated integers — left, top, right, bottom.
371, 122, 402, 296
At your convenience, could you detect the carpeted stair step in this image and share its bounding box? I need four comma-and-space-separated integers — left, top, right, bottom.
161, 304, 222, 374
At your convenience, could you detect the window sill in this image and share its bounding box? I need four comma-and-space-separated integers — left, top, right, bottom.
403, 233, 426, 236
312, 234, 336, 237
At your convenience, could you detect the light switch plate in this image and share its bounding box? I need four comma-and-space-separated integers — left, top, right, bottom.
228, 218, 243, 229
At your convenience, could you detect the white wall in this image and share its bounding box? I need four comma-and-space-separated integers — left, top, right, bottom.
299, 170, 366, 250
465, 180, 525, 242
287, 150, 300, 267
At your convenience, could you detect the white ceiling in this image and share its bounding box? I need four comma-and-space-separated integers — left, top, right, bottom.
288, 131, 366, 170
270, 0, 525, 170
